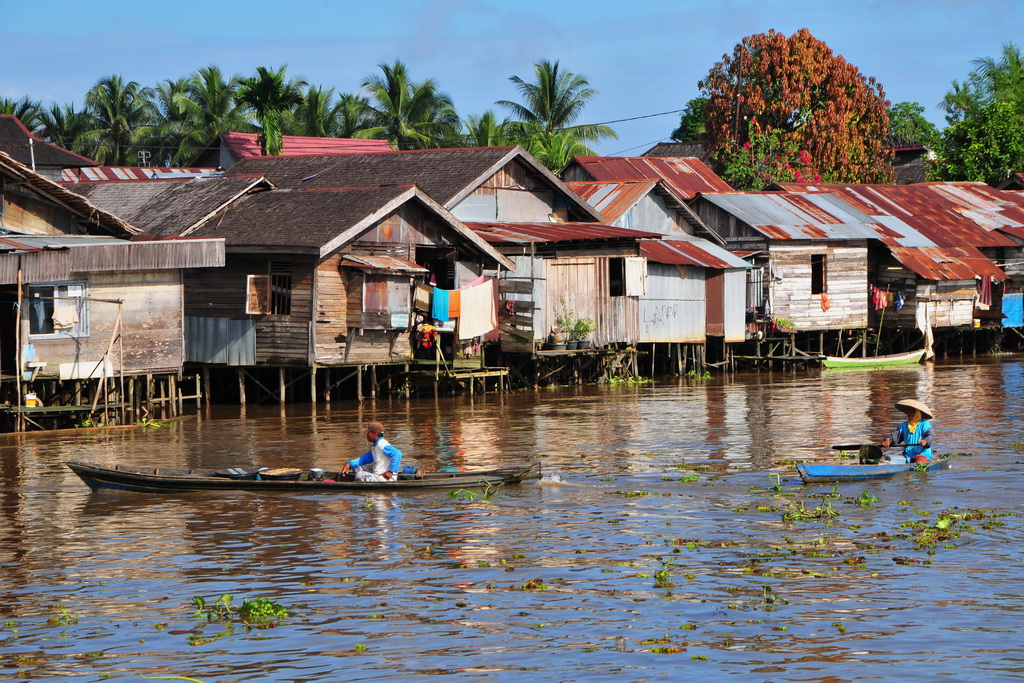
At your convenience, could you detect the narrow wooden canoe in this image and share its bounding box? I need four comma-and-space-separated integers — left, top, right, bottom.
822, 349, 926, 369
65, 461, 541, 493
797, 456, 951, 484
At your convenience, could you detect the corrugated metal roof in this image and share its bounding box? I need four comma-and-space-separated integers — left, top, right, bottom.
890, 246, 1007, 281
924, 182, 1024, 240
221, 133, 394, 159
61, 166, 217, 183
572, 155, 733, 200
466, 221, 660, 244
340, 254, 429, 273
566, 180, 658, 221
640, 238, 749, 269
699, 191, 910, 241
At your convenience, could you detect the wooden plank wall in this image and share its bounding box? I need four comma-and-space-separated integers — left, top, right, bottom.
313, 255, 348, 364
542, 257, 638, 345
769, 243, 869, 330
3, 190, 78, 235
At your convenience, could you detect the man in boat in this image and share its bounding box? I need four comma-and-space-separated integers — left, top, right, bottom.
881, 399, 935, 463
341, 421, 404, 482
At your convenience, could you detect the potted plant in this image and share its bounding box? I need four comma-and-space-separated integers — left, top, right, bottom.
555, 298, 577, 349
569, 316, 597, 348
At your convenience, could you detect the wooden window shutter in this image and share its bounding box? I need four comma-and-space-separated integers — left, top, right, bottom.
246, 274, 270, 314
624, 256, 646, 296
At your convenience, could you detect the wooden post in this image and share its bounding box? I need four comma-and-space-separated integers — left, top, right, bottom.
238, 369, 246, 405
311, 366, 317, 404
279, 367, 286, 405
357, 365, 363, 403
371, 364, 377, 400
170, 373, 179, 416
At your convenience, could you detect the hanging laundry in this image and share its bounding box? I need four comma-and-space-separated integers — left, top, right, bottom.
431, 287, 450, 322
413, 283, 432, 313
894, 289, 905, 311
820, 292, 831, 311
872, 286, 889, 310
448, 289, 462, 318
51, 305, 79, 329
978, 275, 993, 309
457, 279, 497, 340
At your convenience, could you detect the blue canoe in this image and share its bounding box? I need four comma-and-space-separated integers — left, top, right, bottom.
797, 456, 951, 484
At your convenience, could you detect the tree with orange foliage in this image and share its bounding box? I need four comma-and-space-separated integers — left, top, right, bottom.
699, 28, 892, 186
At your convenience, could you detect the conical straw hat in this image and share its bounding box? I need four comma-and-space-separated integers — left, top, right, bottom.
895, 399, 933, 419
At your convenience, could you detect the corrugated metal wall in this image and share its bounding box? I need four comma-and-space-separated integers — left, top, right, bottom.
639, 263, 705, 342
723, 269, 747, 342
186, 316, 256, 365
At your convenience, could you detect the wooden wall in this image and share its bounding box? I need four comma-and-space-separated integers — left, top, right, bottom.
768, 242, 869, 331
542, 257, 639, 346
3, 189, 80, 235
24, 270, 184, 376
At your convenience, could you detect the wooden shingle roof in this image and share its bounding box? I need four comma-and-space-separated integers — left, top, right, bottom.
0, 115, 97, 169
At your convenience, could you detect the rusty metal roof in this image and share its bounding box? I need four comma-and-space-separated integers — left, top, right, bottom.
640, 237, 749, 269
566, 180, 659, 222
890, 246, 1007, 281
571, 156, 733, 200
923, 182, 1024, 241
698, 191, 915, 242
61, 166, 217, 183
778, 183, 1017, 248
467, 221, 660, 244
339, 254, 428, 273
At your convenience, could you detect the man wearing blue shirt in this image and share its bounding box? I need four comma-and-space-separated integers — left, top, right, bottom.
341, 421, 403, 482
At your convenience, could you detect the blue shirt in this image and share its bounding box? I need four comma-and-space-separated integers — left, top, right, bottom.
348, 436, 403, 474
889, 419, 934, 462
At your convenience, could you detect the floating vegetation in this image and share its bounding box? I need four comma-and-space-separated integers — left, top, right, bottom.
653, 558, 674, 589
855, 491, 879, 507
607, 376, 653, 385
192, 594, 288, 629
782, 497, 839, 522
679, 475, 700, 483
685, 370, 713, 379
515, 578, 548, 591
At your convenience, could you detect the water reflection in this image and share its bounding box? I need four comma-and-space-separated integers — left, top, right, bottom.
0, 358, 1021, 680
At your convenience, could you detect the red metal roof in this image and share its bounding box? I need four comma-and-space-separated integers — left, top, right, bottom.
339, 254, 428, 273
890, 246, 1007, 281
566, 180, 658, 221
467, 221, 660, 244
640, 239, 748, 269
572, 156, 733, 200
61, 166, 216, 183
221, 133, 393, 159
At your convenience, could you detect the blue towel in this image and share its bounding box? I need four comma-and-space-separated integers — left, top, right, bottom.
1003, 292, 1023, 327
432, 287, 450, 322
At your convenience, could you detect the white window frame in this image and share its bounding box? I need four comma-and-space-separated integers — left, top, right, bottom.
27, 280, 89, 339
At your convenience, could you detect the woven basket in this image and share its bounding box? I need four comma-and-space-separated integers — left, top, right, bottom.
259, 467, 303, 480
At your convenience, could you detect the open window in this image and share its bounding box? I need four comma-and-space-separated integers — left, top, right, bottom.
609, 256, 646, 297
27, 281, 89, 338
245, 262, 292, 315
811, 254, 827, 295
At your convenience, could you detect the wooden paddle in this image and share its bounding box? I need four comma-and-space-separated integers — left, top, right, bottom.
831, 443, 910, 451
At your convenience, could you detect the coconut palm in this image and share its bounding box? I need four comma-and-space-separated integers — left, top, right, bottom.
81, 75, 158, 165
147, 77, 193, 166
464, 110, 513, 147
496, 60, 616, 146
0, 95, 44, 132
335, 93, 373, 138
237, 66, 305, 155
172, 66, 251, 163
285, 84, 339, 137
38, 102, 96, 157
356, 60, 460, 149
517, 123, 592, 173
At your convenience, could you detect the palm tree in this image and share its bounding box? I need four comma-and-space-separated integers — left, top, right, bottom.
285, 84, 339, 137
81, 75, 157, 165
0, 95, 44, 132
335, 93, 372, 138
356, 60, 460, 149
148, 77, 192, 166
464, 110, 513, 147
172, 66, 251, 163
496, 60, 616, 146
517, 123, 591, 173
237, 66, 305, 155
38, 102, 95, 156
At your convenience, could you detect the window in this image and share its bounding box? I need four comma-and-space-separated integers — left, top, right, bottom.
363, 273, 410, 314
608, 256, 646, 297
28, 281, 88, 338
811, 254, 827, 295
245, 262, 292, 315
609, 257, 625, 297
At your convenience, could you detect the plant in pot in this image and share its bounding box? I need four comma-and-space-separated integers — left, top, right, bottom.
570, 317, 597, 349
554, 299, 577, 349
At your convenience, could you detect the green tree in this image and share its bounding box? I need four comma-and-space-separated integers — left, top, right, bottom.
496, 59, 616, 150
0, 95, 44, 132
717, 119, 822, 190
356, 60, 460, 149
81, 75, 157, 165
932, 101, 1024, 183
700, 29, 891, 184
38, 103, 95, 155
172, 66, 251, 163
148, 77, 193, 165
237, 66, 305, 156
941, 43, 1024, 124
335, 93, 372, 138
463, 110, 513, 147
670, 97, 708, 141
517, 123, 591, 173
285, 85, 341, 137
886, 102, 941, 148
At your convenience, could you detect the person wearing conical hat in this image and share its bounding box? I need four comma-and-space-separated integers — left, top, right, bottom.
881, 399, 935, 463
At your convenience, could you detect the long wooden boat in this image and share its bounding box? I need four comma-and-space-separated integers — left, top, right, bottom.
65, 461, 541, 493
822, 349, 926, 369
797, 455, 951, 484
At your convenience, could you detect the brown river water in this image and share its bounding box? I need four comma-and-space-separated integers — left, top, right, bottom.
1, 358, 1023, 681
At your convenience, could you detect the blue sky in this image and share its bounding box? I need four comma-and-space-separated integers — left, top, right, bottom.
3, 0, 1022, 156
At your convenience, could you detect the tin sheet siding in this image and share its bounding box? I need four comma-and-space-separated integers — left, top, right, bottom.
723, 269, 747, 342
639, 263, 705, 342
768, 243, 869, 331
620, 194, 678, 235
542, 257, 638, 346
25, 270, 185, 375
185, 316, 255, 365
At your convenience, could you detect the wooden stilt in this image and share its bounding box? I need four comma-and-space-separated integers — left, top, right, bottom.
238, 369, 246, 405
357, 365, 364, 403
311, 366, 317, 404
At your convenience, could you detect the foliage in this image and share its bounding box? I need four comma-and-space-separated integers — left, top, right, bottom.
716, 119, 822, 190
931, 101, 1024, 183
192, 594, 288, 628
699, 28, 892, 184
81, 75, 158, 165
356, 60, 459, 150
463, 110, 514, 147
170, 66, 251, 164
940, 42, 1024, 124
237, 65, 305, 156
554, 297, 595, 340
497, 60, 616, 170
670, 97, 708, 141
0, 95, 44, 131
886, 102, 941, 148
